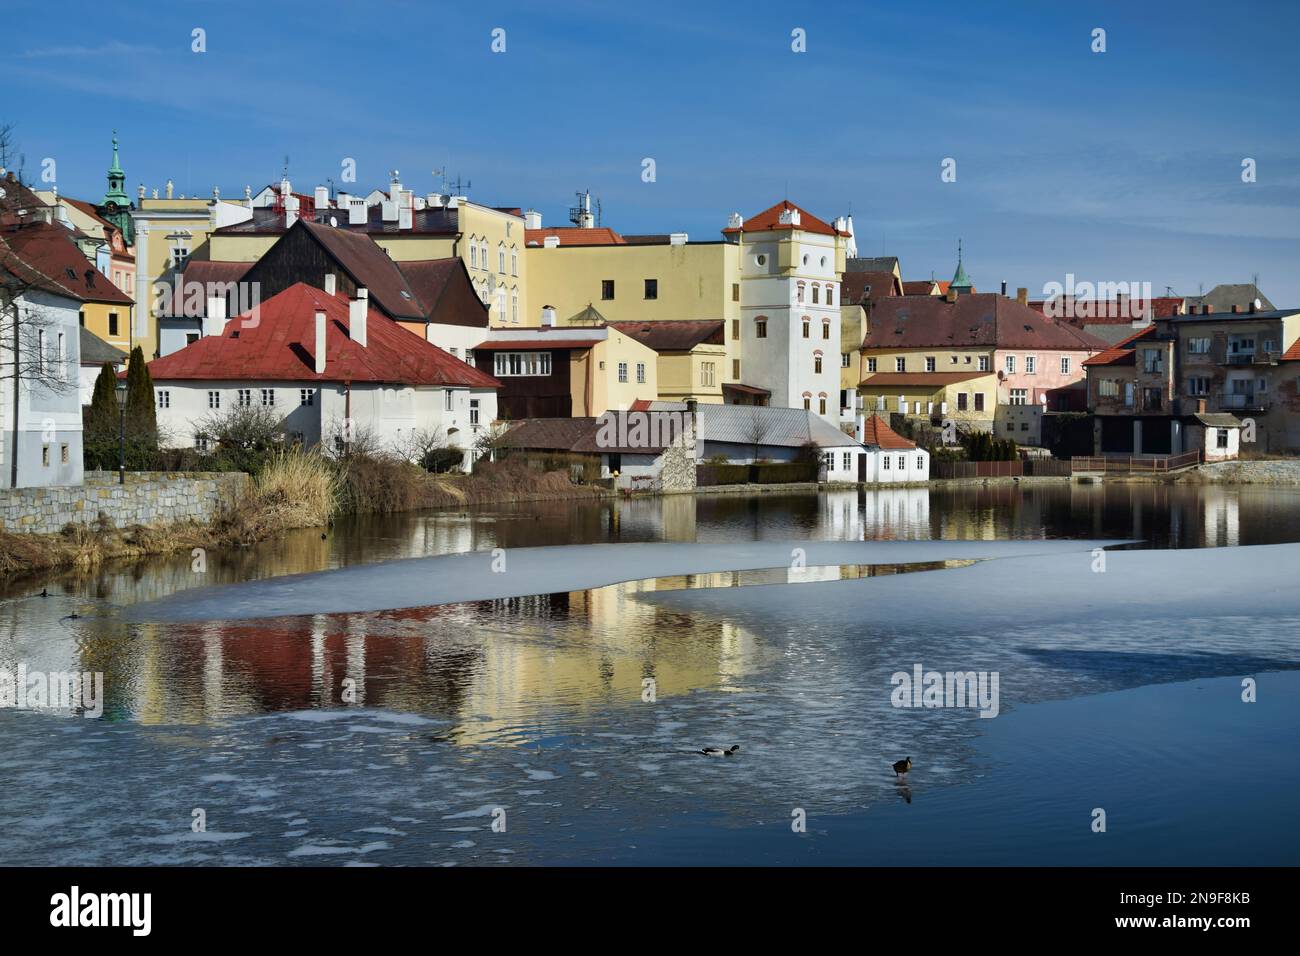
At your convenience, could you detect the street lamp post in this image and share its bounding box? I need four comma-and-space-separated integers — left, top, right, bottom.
115, 380, 128, 485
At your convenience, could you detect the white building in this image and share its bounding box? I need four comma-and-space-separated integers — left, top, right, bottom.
144, 282, 499, 470
858, 413, 930, 484
726, 201, 850, 426
0, 233, 85, 488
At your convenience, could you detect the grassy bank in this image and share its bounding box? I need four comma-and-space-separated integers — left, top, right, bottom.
1, 452, 604, 579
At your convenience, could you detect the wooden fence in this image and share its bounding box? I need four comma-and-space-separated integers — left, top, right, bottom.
1070, 450, 1203, 475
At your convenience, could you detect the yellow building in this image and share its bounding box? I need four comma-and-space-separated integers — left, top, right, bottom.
524, 229, 744, 387
856, 370, 999, 427
607, 319, 727, 403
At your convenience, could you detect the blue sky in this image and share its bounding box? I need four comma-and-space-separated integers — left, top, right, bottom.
4, 0, 1297, 303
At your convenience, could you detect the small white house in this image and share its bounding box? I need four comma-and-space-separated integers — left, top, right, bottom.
858, 414, 930, 484
144, 282, 499, 470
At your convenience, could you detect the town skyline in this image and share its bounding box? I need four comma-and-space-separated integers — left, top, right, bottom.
2, 0, 1296, 305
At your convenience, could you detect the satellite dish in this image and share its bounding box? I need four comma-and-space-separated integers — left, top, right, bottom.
1255, 298, 1263, 308
329, 216, 338, 228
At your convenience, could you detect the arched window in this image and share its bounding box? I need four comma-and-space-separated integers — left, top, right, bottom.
510, 286, 519, 324
814, 352, 823, 374
825, 284, 835, 306
802, 317, 810, 339
497, 283, 506, 315
469, 235, 478, 269
822, 317, 831, 340
510, 245, 518, 276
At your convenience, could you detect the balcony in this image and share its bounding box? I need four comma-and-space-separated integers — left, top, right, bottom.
1214, 391, 1268, 412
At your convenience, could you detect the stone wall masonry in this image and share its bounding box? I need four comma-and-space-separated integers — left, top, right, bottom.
0, 472, 251, 535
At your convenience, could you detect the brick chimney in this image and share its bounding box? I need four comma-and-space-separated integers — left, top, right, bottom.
1231, 304, 1241, 314
946, 287, 958, 303
1016, 287, 1028, 306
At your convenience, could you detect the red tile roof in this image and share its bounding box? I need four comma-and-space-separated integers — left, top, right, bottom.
902, 280, 940, 296
524, 226, 626, 247
1282, 339, 1300, 362
145, 282, 499, 388
860, 414, 916, 450
722, 200, 847, 237
1029, 297, 1185, 322
865, 292, 1110, 351
0, 221, 133, 305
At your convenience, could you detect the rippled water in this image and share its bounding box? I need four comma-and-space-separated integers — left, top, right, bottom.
3, 484, 1300, 865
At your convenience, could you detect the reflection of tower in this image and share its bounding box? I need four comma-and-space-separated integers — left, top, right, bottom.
202, 622, 224, 717
345, 617, 366, 706
310, 615, 328, 706
1204, 489, 1239, 547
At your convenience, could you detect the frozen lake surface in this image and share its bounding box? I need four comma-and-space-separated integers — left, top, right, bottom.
3, 535, 1298, 865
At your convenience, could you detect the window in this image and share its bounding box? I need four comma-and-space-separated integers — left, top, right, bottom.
826, 286, 834, 306
42, 446, 50, 467
731, 319, 740, 339
978, 355, 989, 372
883, 455, 891, 470
822, 320, 830, 340
1186, 376, 1210, 396
1185, 337, 1210, 355
841, 353, 851, 368
819, 396, 827, 415
1142, 348, 1164, 373
469, 399, 480, 426
57, 332, 65, 378
511, 287, 519, 324
811, 286, 819, 305
957, 393, 968, 411
445, 390, 455, 411
157, 389, 171, 408
1020, 422, 1029, 431
1098, 380, 1120, 398
925, 356, 936, 372
644, 279, 658, 300
195, 435, 209, 452
1008, 423, 1016, 432
36, 329, 44, 373
450, 347, 458, 358
1005, 355, 1016, 374
637, 362, 646, 384
1217, 428, 1229, 449
469, 242, 477, 269
732, 358, 741, 379
1025, 355, 1037, 374
208, 390, 221, 409
814, 355, 823, 373
493, 351, 552, 377
1060, 357, 1071, 375
510, 246, 518, 276
696, 362, 713, 386
974, 392, 985, 412
496, 285, 506, 316
732, 283, 740, 302
238, 389, 252, 407
601, 280, 615, 300
803, 396, 811, 410
60, 444, 68, 464
802, 318, 810, 338
867, 358, 877, 373
171, 244, 190, 267
797, 283, 805, 304
79, 311, 85, 327
618, 362, 628, 383
897, 455, 905, 470
498, 244, 505, 273
756, 319, 767, 339
300, 388, 314, 406
1009, 388, 1028, 405
186, 333, 199, 346
916, 456, 924, 470
895, 357, 905, 372
261, 389, 275, 407
842, 452, 851, 470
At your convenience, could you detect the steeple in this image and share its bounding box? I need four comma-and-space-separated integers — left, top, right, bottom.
100, 130, 134, 245
950, 239, 972, 294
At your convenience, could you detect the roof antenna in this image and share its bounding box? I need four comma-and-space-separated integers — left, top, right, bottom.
282, 155, 290, 179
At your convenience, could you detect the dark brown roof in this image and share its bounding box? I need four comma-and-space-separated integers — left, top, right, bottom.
301, 221, 425, 320
498, 418, 597, 451
0, 221, 133, 305
841, 271, 901, 306
183, 259, 252, 287
608, 319, 724, 351
864, 293, 1110, 351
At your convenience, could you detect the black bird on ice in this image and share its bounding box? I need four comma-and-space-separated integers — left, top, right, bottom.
700, 745, 740, 757
892, 757, 912, 781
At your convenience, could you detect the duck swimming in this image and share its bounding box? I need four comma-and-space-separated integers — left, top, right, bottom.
700, 745, 741, 757
892, 757, 912, 780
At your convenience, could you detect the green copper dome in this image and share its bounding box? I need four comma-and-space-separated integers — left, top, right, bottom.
100, 131, 134, 245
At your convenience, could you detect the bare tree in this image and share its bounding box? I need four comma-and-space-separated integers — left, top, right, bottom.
740, 405, 773, 463
0, 123, 17, 172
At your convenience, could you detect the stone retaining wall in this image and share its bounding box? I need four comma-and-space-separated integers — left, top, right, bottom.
1175, 459, 1300, 485
0, 472, 250, 534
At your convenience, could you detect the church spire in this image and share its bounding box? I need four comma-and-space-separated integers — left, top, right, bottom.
950, 239, 972, 293
101, 130, 134, 245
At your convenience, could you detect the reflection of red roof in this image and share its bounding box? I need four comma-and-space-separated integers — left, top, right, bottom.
146, 282, 499, 387
524, 226, 626, 246
722, 199, 847, 237
860, 414, 916, 450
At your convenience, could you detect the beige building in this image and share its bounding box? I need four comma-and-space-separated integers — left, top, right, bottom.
856, 370, 1001, 429
607, 319, 727, 403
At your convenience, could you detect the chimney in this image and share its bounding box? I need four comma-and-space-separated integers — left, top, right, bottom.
381, 199, 399, 222
541, 305, 556, 328
1000, 280, 1007, 296
1249, 301, 1258, 314
324, 273, 337, 296
543, 235, 560, 249
314, 310, 327, 374
524, 209, 542, 229
427, 193, 445, 208
669, 232, 688, 245
314, 185, 330, 209
1231, 304, 1241, 313
727, 212, 744, 230
1016, 287, 1028, 306
351, 288, 368, 347
285, 193, 300, 227
348, 197, 367, 225
336, 190, 350, 208
203, 295, 227, 337
398, 191, 413, 230
946, 287, 958, 303
1197, 398, 1207, 414
1202, 304, 1211, 315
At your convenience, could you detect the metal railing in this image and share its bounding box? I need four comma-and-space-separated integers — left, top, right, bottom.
1071, 450, 1203, 474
